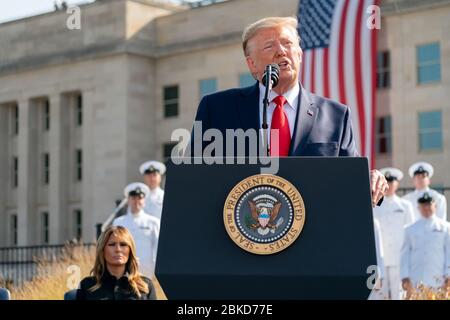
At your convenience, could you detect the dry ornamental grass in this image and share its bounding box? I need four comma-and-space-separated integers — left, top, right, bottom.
6, 244, 166, 300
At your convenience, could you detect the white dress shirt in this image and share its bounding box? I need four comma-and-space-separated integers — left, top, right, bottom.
113, 209, 160, 278
259, 82, 299, 145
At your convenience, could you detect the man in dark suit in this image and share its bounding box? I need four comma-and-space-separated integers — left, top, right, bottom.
192, 16, 387, 206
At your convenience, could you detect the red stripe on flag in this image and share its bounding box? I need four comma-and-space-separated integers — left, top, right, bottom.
371, 0, 379, 168
354, 0, 366, 156
311, 50, 316, 93
338, 0, 350, 104
323, 47, 330, 98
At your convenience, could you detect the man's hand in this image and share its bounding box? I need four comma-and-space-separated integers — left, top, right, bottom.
370, 170, 388, 207
402, 278, 413, 299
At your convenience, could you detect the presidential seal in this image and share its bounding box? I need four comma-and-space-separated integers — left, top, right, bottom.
223, 174, 305, 255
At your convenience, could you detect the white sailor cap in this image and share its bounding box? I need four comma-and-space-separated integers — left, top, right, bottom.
418, 192, 435, 204
139, 160, 166, 175
380, 167, 404, 182
124, 182, 150, 198
408, 162, 434, 178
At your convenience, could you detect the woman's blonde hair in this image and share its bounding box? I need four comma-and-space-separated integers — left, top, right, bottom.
242, 16, 301, 56
89, 225, 149, 297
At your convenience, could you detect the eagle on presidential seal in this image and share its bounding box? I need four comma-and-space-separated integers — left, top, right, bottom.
247, 194, 284, 236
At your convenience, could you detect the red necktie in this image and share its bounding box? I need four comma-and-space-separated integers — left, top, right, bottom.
270, 95, 291, 156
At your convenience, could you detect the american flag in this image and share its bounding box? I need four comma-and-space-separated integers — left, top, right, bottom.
298, 0, 378, 167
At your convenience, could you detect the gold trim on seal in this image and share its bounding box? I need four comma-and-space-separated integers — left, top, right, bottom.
223, 174, 306, 255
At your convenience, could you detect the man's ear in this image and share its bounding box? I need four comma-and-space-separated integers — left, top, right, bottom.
245, 55, 258, 78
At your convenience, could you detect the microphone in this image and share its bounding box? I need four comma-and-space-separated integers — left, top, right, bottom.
261, 63, 280, 157
261, 63, 280, 88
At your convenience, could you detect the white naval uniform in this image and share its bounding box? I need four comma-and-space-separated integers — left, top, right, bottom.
400, 215, 450, 288
373, 195, 414, 299
113, 210, 160, 278
144, 187, 164, 221
403, 188, 447, 222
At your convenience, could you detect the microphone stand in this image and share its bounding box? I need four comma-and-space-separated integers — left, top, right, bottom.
262, 65, 272, 157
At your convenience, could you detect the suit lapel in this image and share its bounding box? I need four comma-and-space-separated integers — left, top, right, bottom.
235, 83, 317, 155
290, 85, 318, 155
237, 83, 260, 130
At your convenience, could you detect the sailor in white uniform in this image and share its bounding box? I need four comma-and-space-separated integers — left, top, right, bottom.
373, 168, 414, 299
400, 193, 450, 298
113, 182, 160, 278
402, 162, 447, 222
139, 160, 166, 221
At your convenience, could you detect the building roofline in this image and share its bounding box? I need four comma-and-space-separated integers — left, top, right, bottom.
0, 0, 185, 26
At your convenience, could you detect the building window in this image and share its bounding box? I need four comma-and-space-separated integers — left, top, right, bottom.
376, 116, 392, 154
163, 142, 177, 160
74, 209, 82, 240
12, 156, 18, 188
75, 149, 82, 181
76, 94, 83, 126
417, 43, 441, 84
43, 153, 50, 185
199, 78, 217, 99
11, 214, 18, 246
376, 51, 390, 89
163, 85, 179, 118
419, 111, 442, 151
13, 104, 19, 135
43, 99, 50, 131
239, 72, 256, 88
42, 212, 49, 245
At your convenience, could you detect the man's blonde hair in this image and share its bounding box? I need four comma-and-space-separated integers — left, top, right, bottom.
242, 16, 301, 56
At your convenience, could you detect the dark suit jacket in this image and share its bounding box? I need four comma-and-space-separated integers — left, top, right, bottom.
191, 82, 359, 157
76, 271, 156, 300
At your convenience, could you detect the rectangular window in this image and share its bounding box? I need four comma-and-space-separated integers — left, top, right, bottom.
376, 116, 392, 154
43, 99, 50, 131
199, 78, 217, 99
417, 43, 441, 84
163, 142, 177, 160
76, 94, 83, 126
163, 85, 179, 118
11, 214, 18, 246
43, 153, 50, 185
239, 72, 256, 88
12, 156, 18, 188
42, 212, 49, 245
419, 111, 442, 151
376, 51, 390, 89
75, 149, 82, 181
74, 209, 82, 240
13, 104, 19, 135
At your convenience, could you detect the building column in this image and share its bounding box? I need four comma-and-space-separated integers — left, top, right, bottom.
48, 94, 68, 244
17, 99, 37, 246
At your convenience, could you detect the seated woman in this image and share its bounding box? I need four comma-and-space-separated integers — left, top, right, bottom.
76, 225, 156, 300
